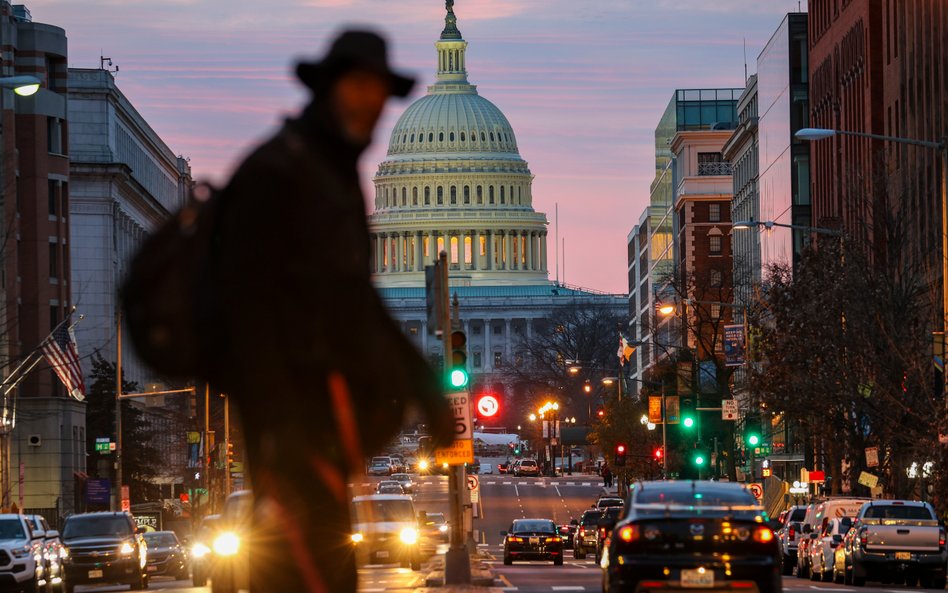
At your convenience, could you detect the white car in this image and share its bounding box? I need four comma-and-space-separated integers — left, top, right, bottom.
808, 516, 853, 582
0, 513, 48, 592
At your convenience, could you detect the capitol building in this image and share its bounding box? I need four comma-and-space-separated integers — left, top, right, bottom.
371, 2, 625, 398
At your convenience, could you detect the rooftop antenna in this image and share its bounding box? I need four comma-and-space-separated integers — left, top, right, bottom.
555, 202, 559, 285
743, 38, 748, 83
100, 54, 119, 77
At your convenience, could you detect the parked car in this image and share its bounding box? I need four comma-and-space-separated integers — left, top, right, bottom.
351, 494, 422, 570
832, 524, 859, 584
775, 504, 806, 575
600, 481, 781, 593
142, 530, 189, 580
0, 513, 50, 593
514, 459, 540, 477
797, 498, 866, 579
807, 516, 853, 582
573, 509, 602, 560
502, 519, 564, 565
498, 462, 510, 474
368, 456, 394, 476
847, 499, 946, 587
479, 464, 493, 475
60, 511, 148, 592
25, 513, 65, 592
189, 514, 221, 587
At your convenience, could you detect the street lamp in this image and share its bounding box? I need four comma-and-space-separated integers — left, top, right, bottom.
732, 218, 843, 237
0, 75, 40, 96
796, 127, 948, 398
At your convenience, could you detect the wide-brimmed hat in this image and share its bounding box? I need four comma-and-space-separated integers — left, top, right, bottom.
296, 30, 415, 97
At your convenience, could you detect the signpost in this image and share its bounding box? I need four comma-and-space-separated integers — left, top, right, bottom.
858, 471, 879, 489
865, 447, 879, 468
95, 437, 112, 453
434, 392, 474, 465
722, 399, 738, 421
748, 482, 763, 501
467, 474, 480, 503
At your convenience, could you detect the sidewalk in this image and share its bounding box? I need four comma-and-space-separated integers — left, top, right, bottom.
423, 550, 496, 588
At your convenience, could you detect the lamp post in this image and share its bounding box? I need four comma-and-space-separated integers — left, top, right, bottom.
796, 127, 948, 400
732, 218, 843, 237
538, 401, 559, 477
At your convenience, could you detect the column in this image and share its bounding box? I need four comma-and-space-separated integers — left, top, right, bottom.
470, 230, 478, 271
428, 231, 438, 264
458, 230, 466, 270
484, 318, 493, 371
540, 232, 548, 272
525, 231, 534, 271
526, 318, 533, 342
378, 232, 387, 272
505, 231, 513, 270
415, 231, 424, 271
395, 232, 403, 272
484, 230, 493, 271
421, 320, 428, 354
505, 319, 513, 360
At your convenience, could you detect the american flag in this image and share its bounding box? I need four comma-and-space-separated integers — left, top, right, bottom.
41, 323, 86, 401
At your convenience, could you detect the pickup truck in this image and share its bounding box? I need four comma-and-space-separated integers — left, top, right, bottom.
849, 500, 946, 588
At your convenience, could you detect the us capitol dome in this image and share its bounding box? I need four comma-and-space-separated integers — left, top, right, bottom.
369, 0, 549, 288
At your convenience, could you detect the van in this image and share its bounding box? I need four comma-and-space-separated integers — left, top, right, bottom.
350, 494, 422, 570
797, 497, 868, 578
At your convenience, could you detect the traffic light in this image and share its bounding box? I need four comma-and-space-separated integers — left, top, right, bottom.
614, 444, 627, 467
682, 413, 696, 429
744, 414, 761, 447
692, 450, 707, 467
653, 446, 663, 460
448, 329, 469, 389
227, 442, 234, 465
514, 443, 521, 455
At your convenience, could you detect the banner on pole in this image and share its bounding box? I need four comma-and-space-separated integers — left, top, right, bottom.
665, 396, 680, 424
724, 324, 746, 367
648, 397, 662, 424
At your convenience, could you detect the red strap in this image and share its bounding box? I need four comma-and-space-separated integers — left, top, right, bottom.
328, 371, 364, 472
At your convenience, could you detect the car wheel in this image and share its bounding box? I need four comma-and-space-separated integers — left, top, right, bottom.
193, 572, 207, 587
798, 561, 808, 580
574, 548, 585, 560
903, 574, 918, 588
921, 573, 946, 589
809, 563, 820, 581
553, 555, 563, 566
852, 575, 866, 587
503, 554, 512, 566
821, 561, 833, 582
844, 564, 853, 586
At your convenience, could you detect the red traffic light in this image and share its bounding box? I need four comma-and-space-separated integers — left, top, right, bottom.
597, 409, 605, 417
476, 394, 500, 417
653, 447, 663, 459
616, 444, 626, 454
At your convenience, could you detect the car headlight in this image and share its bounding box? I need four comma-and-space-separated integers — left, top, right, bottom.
399, 527, 418, 545
11, 545, 31, 558
191, 543, 211, 558
213, 532, 241, 557
439, 525, 448, 533
59, 547, 69, 560
118, 542, 136, 556
350, 533, 363, 543
418, 460, 429, 470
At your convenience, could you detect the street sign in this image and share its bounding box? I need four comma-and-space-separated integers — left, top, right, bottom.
762, 467, 772, 478
476, 395, 499, 417
748, 483, 763, 500
467, 475, 480, 503
865, 446, 879, 468
722, 399, 738, 421
447, 392, 472, 440
435, 439, 474, 465
858, 471, 879, 488
86, 478, 111, 505
809, 470, 825, 482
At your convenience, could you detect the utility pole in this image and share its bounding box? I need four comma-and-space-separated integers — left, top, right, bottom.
115, 308, 123, 511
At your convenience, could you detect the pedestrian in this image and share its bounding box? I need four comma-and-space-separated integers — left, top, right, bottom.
207, 30, 453, 593
602, 465, 612, 488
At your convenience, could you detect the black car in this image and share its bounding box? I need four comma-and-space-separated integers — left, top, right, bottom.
211, 491, 253, 593
502, 519, 564, 566
600, 481, 782, 593
595, 506, 624, 563
142, 531, 189, 580
189, 514, 221, 587
60, 512, 149, 593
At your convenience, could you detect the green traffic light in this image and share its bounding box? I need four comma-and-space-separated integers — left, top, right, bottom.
747, 434, 760, 446
682, 416, 695, 429
694, 454, 705, 466
449, 368, 469, 388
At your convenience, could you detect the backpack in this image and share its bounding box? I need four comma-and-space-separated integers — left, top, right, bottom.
121, 182, 223, 379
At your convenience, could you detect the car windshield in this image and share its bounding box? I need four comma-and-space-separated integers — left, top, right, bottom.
603, 507, 623, 520
636, 487, 756, 507
581, 511, 602, 525
598, 498, 623, 507
63, 516, 131, 538
789, 508, 806, 522
143, 533, 178, 547
512, 520, 555, 534
520, 460, 536, 467
393, 474, 410, 480
0, 519, 24, 539
425, 513, 446, 525
353, 499, 415, 522
862, 505, 933, 520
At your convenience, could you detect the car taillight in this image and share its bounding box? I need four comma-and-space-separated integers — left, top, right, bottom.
545, 536, 562, 543
753, 527, 774, 544
509, 537, 524, 543
579, 528, 585, 537
859, 528, 867, 548
618, 525, 639, 543
938, 528, 945, 550
788, 526, 795, 540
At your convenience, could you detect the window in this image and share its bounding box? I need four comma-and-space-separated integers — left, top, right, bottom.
49, 305, 59, 329
494, 324, 504, 335
48, 180, 57, 216
424, 186, 431, 205
48, 243, 58, 277
449, 132, 455, 142
473, 352, 482, 368
450, 186, 457, 204
709, 203, 720, 222
437, 187, 444, 205
476, 186, 483, 204
489, 186, 495, 204
439, 132, 444, 142
493, 351, 503, 367
709, 235, 722, 255
460, 132, 466, 142
428, 133, 434, 142
401, 187, 407, 206
472, 324, 482, 335
710, 269, 723, 287
710, 304, 722, 319
464, 186, 470, 204
413, 187, 419, 205
409, 326, 419, 335
500, 186, 505, 204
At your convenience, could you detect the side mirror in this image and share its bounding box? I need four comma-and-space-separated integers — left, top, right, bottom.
809, 532, 818, 540
31, 530, 46, 540
45, 530, 59, 539
832, 534, 843, 543
136, 527, 146, 535
802, 524, 813, 533
768, 520, 782, 532
570, 519, 579, 526
499, 531, 507, 537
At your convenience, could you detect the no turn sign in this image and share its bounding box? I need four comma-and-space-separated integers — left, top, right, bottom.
748, 482, 763, 501
467, 475, 479, 490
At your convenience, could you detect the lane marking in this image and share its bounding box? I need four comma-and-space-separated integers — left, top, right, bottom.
552, 587, 586, 591
555, 485, 562, 498
515, 484, 520, 498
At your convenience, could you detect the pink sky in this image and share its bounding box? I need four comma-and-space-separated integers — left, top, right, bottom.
30, 0, 808, 294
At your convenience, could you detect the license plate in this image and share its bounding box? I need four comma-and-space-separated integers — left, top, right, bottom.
376, 550, 389, 559
681, 568, 714, 588
88, 569, 104, 579
530, 537, 540, 545
147, 565, 158, 572
895, 552, 911, 560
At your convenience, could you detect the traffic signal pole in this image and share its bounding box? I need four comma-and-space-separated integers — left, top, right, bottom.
440, 252, 471, 586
